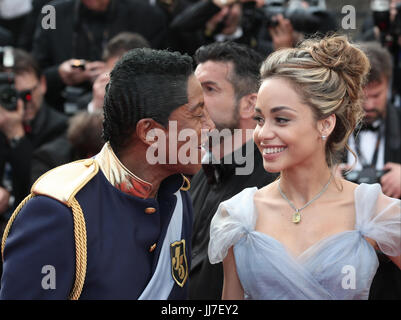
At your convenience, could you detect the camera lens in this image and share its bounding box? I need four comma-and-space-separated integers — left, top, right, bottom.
0, 85, 17, 111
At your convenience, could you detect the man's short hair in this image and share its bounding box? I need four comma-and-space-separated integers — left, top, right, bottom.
102, 32, 151, 61
102, 48, 193, 153
194, 41, 264, 100
359, 42, 393, 84
68, 110, 104, 159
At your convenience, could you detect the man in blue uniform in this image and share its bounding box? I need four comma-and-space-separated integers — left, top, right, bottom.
0, 48, 213, 299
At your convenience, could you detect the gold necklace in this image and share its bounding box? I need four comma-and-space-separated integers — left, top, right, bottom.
278, 174, 333, 224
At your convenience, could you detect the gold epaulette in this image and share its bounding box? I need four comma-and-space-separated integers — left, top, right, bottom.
31, 158, 99, 206
1, 158, 99, 300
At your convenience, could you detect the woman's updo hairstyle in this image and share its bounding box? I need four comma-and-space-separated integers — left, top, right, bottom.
260, 35, 370, 168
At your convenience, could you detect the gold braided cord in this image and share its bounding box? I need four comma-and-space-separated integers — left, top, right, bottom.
180, 175, 191, 191
1, 193, 87, 300
1, 193, 34, 261
68, 197, 87, 300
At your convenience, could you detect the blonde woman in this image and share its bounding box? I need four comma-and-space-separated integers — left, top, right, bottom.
208, 35, 401, 300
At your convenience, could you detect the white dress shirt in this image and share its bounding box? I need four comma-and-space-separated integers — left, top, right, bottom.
347, 120, 385, 170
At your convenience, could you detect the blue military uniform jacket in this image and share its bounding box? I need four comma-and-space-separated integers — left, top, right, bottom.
0, 143, 193, 299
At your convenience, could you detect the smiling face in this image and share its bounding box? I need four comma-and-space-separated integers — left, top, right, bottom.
253, 77, 325, 173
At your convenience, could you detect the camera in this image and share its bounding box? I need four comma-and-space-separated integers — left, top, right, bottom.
62, 85, 87, 115
64, 60, 87, 114
262, 0, 285, 28
344, 167, 389, 184
262, 0, 332, 35
0, 46, 17, 111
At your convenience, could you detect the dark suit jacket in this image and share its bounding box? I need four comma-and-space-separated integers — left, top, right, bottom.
383, 104, 401, 165
30, 134, 75, 185
169, 0, 273, 57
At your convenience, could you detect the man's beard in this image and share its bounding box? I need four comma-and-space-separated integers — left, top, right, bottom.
363, 108, 383, 124
215, 98, 240, 133
207, 99, 240, 148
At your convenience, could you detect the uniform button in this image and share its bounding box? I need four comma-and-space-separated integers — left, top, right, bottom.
149, 243, 157, 252
145, 207, 156, 214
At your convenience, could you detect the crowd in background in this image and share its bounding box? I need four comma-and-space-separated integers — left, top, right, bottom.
0, 0, 400, 298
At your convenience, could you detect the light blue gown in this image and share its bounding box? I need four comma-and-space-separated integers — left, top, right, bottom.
208, 183, 401, 300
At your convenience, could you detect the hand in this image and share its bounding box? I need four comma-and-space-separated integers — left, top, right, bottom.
0, 100, 25, 140
90, 71, 110, 111
85, 61, 107, 83
0, 186, 10, 215
58, 59, 106, 86
206, 6, 230, 34
58, 59, 86, 86
269, 14, 295, 50
380, 162, 401, 198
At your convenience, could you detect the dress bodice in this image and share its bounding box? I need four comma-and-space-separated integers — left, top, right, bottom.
208, 184, 401, 300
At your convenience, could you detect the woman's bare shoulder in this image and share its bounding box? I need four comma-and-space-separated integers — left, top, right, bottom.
333, 178, 360, 195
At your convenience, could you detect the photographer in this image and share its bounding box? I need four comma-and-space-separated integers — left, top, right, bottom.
86, 32, 150, 113
28, 32, 151, 184
342, 42, 401, 200
0, 49, 67, 219
169, 0, 273, 56
32, 0, 167, 111
341, 41, 401, 300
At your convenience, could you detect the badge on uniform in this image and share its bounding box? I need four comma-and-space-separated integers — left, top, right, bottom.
170, 240, 188, 287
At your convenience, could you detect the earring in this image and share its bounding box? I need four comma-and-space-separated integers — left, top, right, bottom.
321, 135, 327, 140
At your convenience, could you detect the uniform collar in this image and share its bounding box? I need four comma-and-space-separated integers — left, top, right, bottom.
95, 142, 153, 198
95, 143, 188, 199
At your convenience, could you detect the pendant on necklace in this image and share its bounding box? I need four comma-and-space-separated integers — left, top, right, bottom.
292, 209, 301, 224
